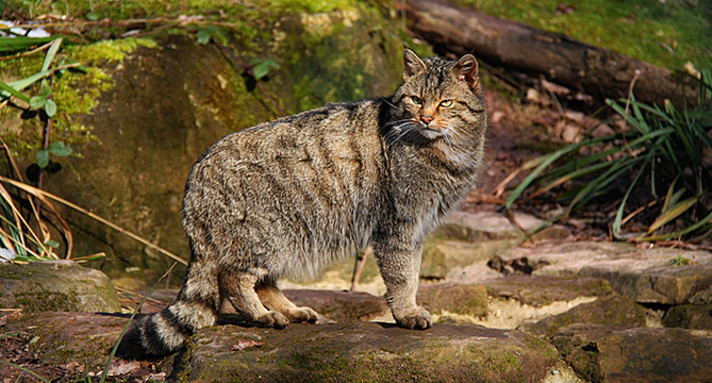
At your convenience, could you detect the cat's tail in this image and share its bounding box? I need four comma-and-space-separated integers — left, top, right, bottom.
115, 259, 221, 360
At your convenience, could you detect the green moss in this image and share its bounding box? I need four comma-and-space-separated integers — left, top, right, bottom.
454, 0, 711, 70
0, 37, 157, 158
15, 290, 80, 312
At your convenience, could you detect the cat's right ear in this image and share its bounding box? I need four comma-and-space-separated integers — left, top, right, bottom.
403, 48, 427, 81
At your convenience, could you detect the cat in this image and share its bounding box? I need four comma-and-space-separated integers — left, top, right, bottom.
116, 48, 487, 359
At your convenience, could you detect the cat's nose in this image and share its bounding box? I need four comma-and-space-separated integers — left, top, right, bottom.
420, 115, 434, 125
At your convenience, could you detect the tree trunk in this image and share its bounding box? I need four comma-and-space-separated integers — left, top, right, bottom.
398, 0, 699, 107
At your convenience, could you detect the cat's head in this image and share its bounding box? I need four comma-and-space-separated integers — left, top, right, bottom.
389, 48, 486, 144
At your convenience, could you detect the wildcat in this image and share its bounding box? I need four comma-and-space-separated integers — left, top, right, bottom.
116, 48, 487, 359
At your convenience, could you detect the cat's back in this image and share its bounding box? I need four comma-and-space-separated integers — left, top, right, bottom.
197, 99, 385, 171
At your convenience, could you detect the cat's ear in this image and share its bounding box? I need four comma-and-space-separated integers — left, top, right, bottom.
403, 48, 427, 81
452, 54, 480, 91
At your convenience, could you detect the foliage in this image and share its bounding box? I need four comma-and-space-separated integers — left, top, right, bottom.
249, 57, 280, 80
454, 0, 712, 71
506, 71, 712, 242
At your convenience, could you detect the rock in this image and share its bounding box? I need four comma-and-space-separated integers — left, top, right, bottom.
421, 238, 515, 280
484, 275, 613, 308
438, 211, 570, 242
466, 275, 615, 330
550, 325, 712, 383
175, 321, 560, 382
284, 289, 388, 322
0, 261, 120, 313
525, 295, 646, 337
662, 304, 712, 330
1, 312, 126, 372
417, 283, 488, 320
580, 263, 712, 305
502, 241, 712, 306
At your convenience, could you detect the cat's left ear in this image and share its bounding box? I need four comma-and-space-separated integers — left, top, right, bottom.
452, 54, 480, 91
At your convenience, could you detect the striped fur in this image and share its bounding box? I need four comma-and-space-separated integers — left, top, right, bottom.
116, 49, 487, 359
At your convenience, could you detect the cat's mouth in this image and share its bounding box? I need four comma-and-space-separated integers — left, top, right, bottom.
418, 126, 446, 140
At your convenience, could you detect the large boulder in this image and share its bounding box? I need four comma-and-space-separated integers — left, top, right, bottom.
501, 240, 712, 306
550, 325, 712, 383
175, 321, 561, 383
1, 312, 562, 382
0, 260, 120, 313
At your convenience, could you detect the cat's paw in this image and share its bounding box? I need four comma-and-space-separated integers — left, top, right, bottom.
285, 306, 319, 323
254, 311, 289, 329
395, 307, 432, 330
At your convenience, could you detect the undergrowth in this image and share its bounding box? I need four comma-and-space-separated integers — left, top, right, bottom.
506, 71, 712, 243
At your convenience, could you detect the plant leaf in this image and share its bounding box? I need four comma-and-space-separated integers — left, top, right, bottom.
41, 38, 63, 72
36, 150, 49, 169
44, 99, 57, 117
29, 96, 46, 110
647, 194, 701, 234
0, 80, 30, 102
252, 63, 269, 80
196, 29, 211, 45
48, 141, 72, 156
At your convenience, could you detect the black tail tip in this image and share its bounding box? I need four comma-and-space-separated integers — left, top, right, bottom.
115, 321, 148, 360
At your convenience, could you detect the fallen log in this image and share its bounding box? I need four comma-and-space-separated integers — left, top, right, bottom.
398, 0, 699, 107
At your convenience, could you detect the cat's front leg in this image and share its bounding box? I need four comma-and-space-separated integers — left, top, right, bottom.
373, 241, 432, 330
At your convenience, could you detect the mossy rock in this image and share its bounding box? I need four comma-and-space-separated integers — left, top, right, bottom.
484, 275, 613, 308
662, 304, 712, 330
176, 321, 560, 382
524, 295, 646, 338
417, 283, 488, 320
0, 260, 120, 313
550, 325, 712, 383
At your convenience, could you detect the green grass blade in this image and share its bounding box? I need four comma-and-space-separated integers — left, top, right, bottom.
565, 157, 641, 214
648, 193, 701, 234
612, 159, 649, 239
0, 80, 30, 102
6, 69, 53, 93
661, 176, 682, 213
638, 210, 712, 242
505, 135, 617, 208
0, 36, 58, 53
0, 359, 50, 382
41, 38, 63, 72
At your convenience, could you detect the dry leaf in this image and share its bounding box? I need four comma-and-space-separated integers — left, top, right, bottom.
231, 339, 265, 351
107, 359, 142, 376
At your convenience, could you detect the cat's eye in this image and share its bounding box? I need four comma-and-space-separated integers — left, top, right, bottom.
439, 99, 453, 108
411, 96, 423, 105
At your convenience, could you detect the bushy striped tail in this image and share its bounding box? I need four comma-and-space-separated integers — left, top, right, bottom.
116, 261, 221, 359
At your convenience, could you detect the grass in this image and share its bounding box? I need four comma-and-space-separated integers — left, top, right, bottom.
505, 70, 712, 243
455, 0, 712, 71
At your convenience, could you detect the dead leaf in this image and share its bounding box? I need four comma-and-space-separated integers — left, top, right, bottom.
231, 339, 265, 351
541, 78, 570, 95
107, 359, 142, 376
555, 3, 576, 15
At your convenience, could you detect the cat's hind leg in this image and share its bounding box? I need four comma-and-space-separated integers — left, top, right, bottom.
255, 280, 319, 323
220, 271, 289, 329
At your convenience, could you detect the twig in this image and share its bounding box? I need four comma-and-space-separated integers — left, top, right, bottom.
350, 247, 372, 291
0, 41, 54, 61
0, 176, 187, 265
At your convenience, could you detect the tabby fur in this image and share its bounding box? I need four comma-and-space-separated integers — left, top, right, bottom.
116, 48, 487, 359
